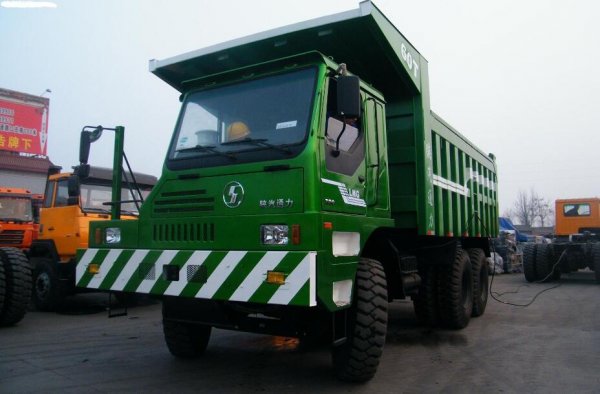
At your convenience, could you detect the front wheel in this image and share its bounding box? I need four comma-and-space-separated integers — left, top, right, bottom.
0, 247, 32, 326
32, 258, 63, 311
332, 258, 388, 382
162, 304, 212, 358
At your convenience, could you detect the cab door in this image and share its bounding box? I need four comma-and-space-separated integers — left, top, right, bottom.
39, 178, 82, 260
319, 77, 366, 215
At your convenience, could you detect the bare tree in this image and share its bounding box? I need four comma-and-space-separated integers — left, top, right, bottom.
512, 190, 536, 226
535, 198, 554, 227
509, 189, 554, 227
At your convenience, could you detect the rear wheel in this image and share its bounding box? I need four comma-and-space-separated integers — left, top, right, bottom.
332, 258, 388, 382
413, 265, 439, 327
592, 243, 600, 284
468, 248, 488, 317
32, 258, 63, 311
437, 249, 473, 329
522, 244, 538, 282
535, 244, 554, 282
0, 247, 32, 326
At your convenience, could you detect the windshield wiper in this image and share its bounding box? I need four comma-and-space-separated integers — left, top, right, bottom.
221, 138, 293, 155
176, 145, 237, 161
83, 207, 111, 214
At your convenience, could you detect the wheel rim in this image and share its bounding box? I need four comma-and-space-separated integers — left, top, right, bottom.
36, 272, 51, 299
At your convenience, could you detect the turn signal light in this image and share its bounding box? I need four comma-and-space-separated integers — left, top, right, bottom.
291, 224, 301, 245
87, 263, 100, 274
266, 271, 286, 285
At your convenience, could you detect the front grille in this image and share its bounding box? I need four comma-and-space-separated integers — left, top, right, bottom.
0, 230, 24, 245
153, 189, 214, 215
153, 222, 215, 243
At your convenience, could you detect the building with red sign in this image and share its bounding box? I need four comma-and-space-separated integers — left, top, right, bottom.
0, 87, 55, 194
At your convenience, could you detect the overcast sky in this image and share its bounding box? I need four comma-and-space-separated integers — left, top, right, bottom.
1, 0, 599, 214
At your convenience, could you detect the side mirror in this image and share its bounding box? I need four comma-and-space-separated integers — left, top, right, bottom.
337, 76, 361, 118
74, 164, 90, 179
67, 175, 80, 198
79, 127, 103, 164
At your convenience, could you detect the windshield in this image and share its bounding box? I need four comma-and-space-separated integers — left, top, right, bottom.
80, 183, 152, 215
0, 196, 33, 222
168, 68, 317, 169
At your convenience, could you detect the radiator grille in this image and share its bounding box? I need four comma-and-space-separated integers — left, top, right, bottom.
153, 189, 214, 215
0, 230, 24, 245
153, 222, 215, 243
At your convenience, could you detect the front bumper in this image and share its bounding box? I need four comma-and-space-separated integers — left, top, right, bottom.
76, 249, 316, 307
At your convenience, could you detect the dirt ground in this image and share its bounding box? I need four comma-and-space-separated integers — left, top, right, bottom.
1, 271, 598, 393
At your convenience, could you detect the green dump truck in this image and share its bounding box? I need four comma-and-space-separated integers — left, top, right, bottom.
75, 1, 498, 381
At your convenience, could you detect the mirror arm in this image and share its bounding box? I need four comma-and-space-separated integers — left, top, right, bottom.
332, 117, 347, 157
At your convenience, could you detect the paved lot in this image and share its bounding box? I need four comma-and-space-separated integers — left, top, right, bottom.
1, 272, 599, 393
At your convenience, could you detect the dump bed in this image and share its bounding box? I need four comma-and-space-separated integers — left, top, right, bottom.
149, 1, 497, 237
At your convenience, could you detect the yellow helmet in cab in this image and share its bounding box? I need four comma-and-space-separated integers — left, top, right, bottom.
227, 121, 250, 141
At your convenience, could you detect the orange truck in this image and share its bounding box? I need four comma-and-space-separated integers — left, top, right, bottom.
28, 165, 156, 310
523, 198, 600, 283
0, 187, 39, 249
0, 187, 34, 326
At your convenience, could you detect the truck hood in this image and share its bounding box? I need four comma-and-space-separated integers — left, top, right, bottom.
149, 169, 304, 218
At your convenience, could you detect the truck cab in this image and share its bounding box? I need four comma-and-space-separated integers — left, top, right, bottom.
29, 166, 156, 310
0, 187, 38, 250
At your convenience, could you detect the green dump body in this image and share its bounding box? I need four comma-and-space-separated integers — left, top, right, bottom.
76, 1, 497, 314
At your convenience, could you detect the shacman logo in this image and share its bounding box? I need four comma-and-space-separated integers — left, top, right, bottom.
223, 181, 244, 208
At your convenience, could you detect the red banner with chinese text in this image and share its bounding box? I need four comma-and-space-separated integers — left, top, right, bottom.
0, 98, 48, 155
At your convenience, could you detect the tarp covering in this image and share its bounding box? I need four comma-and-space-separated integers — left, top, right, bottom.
499, 217, 528, 242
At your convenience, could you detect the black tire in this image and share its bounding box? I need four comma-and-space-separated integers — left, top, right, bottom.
592, 243, 600, 284
332, 258, 388, 382
0, 247, 32, 326
468, 248, 488, 318
437, 249, 473, 329
32, 258, 63, 311
413, 265, 439, 327
0, 260, 5, 314
522, 243, 538, 282
535, 244, 554, 282
163, 310, 211, 358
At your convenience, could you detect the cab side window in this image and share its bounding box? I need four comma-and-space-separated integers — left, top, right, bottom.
54, 179, 69, 207
43, 181, 55, 208
325, 78, 365, 176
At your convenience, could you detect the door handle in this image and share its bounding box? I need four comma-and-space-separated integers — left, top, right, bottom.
48, 226, 55, 231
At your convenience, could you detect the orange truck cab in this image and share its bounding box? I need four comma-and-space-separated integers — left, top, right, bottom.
555, 198, 600, 237
0, 187, 39, 250
28, 166, 156, 310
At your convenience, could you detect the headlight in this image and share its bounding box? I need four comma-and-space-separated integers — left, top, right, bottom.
261, 225, 288, 245
105, 227, 121, 244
